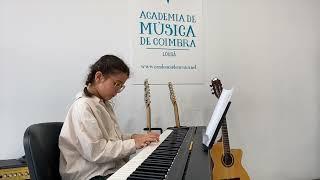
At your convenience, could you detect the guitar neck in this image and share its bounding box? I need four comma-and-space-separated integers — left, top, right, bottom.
146, 105, 151, 132
221, 117, 231, 154
173, 103, 180, 128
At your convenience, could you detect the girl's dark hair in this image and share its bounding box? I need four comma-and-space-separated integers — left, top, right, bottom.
84, 55, 130, 97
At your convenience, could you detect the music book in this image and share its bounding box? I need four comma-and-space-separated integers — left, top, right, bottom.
202, 88, 233, 148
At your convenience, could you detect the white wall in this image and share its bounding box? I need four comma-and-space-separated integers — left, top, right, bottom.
205, 1, 320, 179
1, 0, 319, 179
0, 0, 132, 158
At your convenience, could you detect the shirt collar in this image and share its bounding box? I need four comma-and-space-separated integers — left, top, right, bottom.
76, 91, 104, 103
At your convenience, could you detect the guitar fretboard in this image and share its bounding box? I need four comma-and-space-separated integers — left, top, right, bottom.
221, 117, 231, 154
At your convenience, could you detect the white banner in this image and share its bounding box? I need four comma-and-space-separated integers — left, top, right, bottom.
128, 0, 203, 84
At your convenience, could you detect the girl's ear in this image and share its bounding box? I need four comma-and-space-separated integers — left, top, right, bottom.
94, 71, 104, 82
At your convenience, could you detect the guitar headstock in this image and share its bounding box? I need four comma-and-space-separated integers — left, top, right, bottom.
168, 82, 176, 104
144, 79, 151, 106
210, 78, 223, 98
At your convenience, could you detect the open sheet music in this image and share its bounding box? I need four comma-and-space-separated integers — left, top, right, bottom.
203, 88, 233, 147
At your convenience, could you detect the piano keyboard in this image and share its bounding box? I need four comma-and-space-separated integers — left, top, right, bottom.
108, 128, 190, 180
108, 129, 173, 180
108, 126, 212, 180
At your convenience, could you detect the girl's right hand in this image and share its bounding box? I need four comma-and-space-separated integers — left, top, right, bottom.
132, 133, 160, 149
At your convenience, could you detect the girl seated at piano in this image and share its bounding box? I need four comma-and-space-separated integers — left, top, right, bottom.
59, 55, 160, 180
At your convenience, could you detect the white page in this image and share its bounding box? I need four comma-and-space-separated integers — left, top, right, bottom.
203, 88, 233, 147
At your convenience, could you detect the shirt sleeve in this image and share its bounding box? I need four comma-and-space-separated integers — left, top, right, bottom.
122, 133, 133, 140
71, 101, 136, 163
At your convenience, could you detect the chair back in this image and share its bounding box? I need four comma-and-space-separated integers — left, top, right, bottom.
23, 122, 63, 180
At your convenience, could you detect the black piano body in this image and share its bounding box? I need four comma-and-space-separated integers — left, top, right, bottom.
127, 126, 212, 180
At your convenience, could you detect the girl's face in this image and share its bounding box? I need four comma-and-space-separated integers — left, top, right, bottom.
95, 72, 128, 100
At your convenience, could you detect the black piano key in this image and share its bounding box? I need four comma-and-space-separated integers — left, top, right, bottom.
154, 153, 177, 158
157, 146, 180, 150
132, 170, 166, 178
136, 166, 168, 174
152, 152, 177, 156
141, 162, 171, 168
153, 149, 178, 153
138, 166, 168, 173
144, 157, 172, 162
152, 151, 176, 155
143, 159, 172, 165
155, 147, 179, 151
127, 175, 161, 180
129, 172, 165, 179
158, 144, 182, 148
147, 156, 174, 161
151, 153, 176, 158
148, 154, 175, 158
138, 164, 168, 171
144, 158, 173, 163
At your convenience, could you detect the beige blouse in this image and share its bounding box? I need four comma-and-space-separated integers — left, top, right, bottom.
59, 92, 136, 180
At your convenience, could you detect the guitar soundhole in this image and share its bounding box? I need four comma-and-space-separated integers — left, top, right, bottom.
222, 153, 234, 167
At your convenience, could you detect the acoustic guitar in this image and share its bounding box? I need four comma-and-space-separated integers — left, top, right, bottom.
144, 79, 152, 132
168, 82, 181, 128
210, 78, 250, 180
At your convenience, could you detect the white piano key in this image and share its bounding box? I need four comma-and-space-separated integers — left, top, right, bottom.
108, 129, 173, 180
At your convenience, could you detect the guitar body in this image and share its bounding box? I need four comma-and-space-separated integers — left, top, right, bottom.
210, 142, 250, 180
